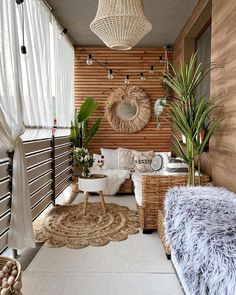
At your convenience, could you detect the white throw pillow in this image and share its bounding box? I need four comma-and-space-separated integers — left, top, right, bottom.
133, 150, 154, 172
154, 151, 171, 158
118, 147, 134, 171
100, 148, 118, 169
153, 152, 170, 172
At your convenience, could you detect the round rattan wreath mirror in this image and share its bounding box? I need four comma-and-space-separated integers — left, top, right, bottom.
105, 86, 151, 133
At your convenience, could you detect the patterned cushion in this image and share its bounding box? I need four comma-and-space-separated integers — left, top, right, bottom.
133, 151, 154, 172
153, 152, 170, 173
165, 158, 188, 173
118, 147, 134, 171
151, 155, 163, 171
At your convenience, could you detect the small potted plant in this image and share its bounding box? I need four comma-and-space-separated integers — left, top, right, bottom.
72, 147, 94, 178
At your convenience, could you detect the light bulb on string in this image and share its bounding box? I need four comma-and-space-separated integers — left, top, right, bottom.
107, 69, 113, 79
125, 75, 130, 84
149, 65, 154, 73
86, 54, 93, 65
59, 28, 68, 39
159, 56, 164, 63
140, 72, 145, 80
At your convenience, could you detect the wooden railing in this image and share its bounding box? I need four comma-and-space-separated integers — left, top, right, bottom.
0, 152, 11, 254
0, 135, 72, 254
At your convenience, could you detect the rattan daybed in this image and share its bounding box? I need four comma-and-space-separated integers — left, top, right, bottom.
137, 174, 210, 230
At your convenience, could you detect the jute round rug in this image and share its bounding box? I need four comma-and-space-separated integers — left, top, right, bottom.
33, 202, 140, 249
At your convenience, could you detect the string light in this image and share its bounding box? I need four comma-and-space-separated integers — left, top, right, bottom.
79, 45, 170, 80
125, 75, 130, 84
86, 54, 93, 65
107, 69, 113, 79
61, 28, 68, 35
149, 65, 154, 73
140, 72, 145, 80
18, 0, 27, 55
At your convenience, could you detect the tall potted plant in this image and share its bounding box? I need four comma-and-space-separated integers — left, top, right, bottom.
70, 97, 101, 148
162, 53, 220, 185
70, 97, 101, 175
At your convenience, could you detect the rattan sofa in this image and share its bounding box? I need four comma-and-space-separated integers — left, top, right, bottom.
137, 174, 210, 231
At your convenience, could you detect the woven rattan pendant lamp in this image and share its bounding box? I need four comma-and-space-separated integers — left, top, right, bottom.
90, 0, 152, 50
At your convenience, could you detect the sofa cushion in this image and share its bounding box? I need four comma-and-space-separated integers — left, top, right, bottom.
118, 147, 134, 171
132, 172, 157, 206
133, 150, 154, 172
151, 152, 170, 172
166, 158, 188, 173
100, 148, 118, 169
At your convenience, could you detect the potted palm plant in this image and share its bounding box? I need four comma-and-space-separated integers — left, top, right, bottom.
70, 97, 101, 176
162, 53, 220, 185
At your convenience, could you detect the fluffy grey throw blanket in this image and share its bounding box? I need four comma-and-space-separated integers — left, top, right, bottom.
165, 186, 236, 295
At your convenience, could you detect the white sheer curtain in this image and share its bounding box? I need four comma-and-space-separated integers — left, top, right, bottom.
0, 0, 35, 249
18, 0, 53, 128
0, 0, 74, 250
52, 18, 74, 128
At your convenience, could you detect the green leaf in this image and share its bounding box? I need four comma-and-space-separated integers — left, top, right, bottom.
77, 97, 98, 122
84, 118, 101, 147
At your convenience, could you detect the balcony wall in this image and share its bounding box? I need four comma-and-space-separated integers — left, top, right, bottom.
74, 47, 173, 153
173, 0, 236, 192
0, 135, 72, 253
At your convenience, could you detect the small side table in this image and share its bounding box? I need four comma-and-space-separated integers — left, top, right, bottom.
78, 174, 108, 214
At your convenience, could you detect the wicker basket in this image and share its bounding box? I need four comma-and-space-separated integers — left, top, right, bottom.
138, 174, 211, 230
0, 256, 21, 294
118, 178, 133, 194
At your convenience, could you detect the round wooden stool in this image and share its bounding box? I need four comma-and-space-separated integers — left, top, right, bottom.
78, 174, 108, 214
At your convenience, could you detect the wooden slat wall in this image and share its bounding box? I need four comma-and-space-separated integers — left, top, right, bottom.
54, 137, 71, 198
75, 47, 173, 153
24, 139, 53, 220
0, 155, 11, 254
24, 136, 72, 220
173, 0, 236, 192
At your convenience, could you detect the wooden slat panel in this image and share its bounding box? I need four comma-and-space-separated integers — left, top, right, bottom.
29, 171, 52, 195
55, 137, 71, 146
55, 168, 71, 187
32, 194, 52, 221
0, 195, 11, 217
0, 213, 10, 235
75, 47, 172, 153
55, 153, 70, 167
24, 139, 51, 154
26, 150, 52, 168
0, 162, 9, 181
0, 179, 9, 198
55, 161, 71, 177
30, 182, 52, 208
55, 145, 71, 157
0, 231, 8, 254
28, 162, 52, 182
55, 177, 70, 197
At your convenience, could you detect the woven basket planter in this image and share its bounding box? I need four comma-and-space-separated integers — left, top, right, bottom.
0, 256, 22, 294
138, 174, 211, 230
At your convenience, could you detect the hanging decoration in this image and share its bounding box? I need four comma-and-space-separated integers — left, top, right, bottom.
105, 86, 151, 133
15, 0, 27, 55
77, 46, 171, 83
90, 0, 152, 50
154, 47, 170, 128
